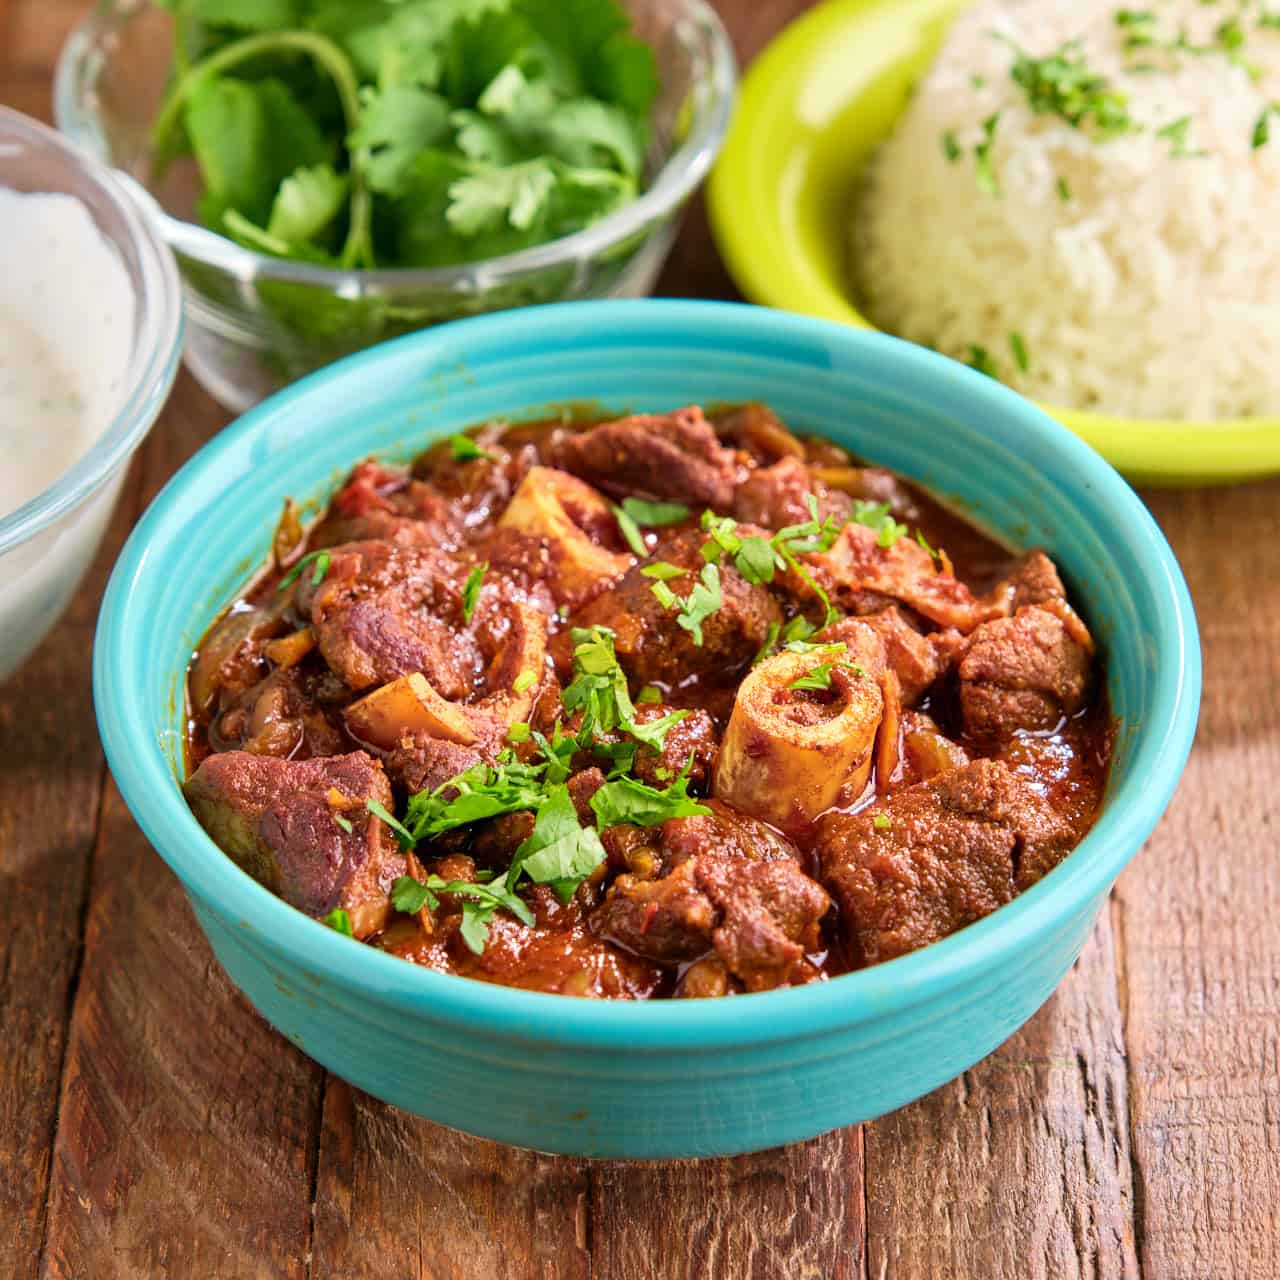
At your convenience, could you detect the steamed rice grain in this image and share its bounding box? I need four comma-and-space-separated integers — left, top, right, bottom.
854, 0, 1280, 420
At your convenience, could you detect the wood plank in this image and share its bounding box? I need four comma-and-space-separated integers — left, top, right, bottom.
591, 1129, 866, 1280
309, 1080, 591, 1280
0, 463, 145, 1280
866, 918, 1140, 1279
1113, 479, 1280, 1280
38, 375, 327, 1280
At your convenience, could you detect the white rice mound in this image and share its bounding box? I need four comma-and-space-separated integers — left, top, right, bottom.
854, 0, 1280, 420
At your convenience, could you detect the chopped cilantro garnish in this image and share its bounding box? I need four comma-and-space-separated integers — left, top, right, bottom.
1156, 115, 1202, 156
620, 496, 690, 526
916, 528, 944, 563
1056, 175, 1073, 202
967, 345, 999, 379
641, 561, 686, 580
788, 662, 838, 692
1253, 104, 1280, 148
321, 907, 353, 936
650, 580, 680, 609
513, 670, 537, 694
1009, 331, 1030, 373
873, 813, 893, 831
278, 548, 330, 592
507, 722, 532, 743
449, 434, 496, 463
506, 782, 606, 903
942, 129, 962, 162
852, 499, 907, 548
332, 813, 353, 834
590, 762, 709, 830
675, 563, 722, 646
637, 685, 664, 704
1003, 38, 1135, 141
612, 503, 648, 556
974, 112, 1002, 195
462, 562, 486, 622
391, 875, 433, 914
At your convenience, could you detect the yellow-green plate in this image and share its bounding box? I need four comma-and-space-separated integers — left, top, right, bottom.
707, 0, 1280, 486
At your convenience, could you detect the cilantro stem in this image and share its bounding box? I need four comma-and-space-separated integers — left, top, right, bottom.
150, 29, 374, 268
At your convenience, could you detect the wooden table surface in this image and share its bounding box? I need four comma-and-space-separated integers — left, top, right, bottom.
2, 2, 1277, 1276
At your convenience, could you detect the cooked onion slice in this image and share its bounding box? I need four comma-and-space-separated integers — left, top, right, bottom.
713, 651, 884, 831
497, 466, 632, 606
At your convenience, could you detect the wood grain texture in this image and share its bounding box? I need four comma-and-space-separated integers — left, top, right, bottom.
866, 919, 1140, 1280
37, 376, 325, 1280
1114, 479, 1280, 1280
310, 1080, 591, 1280
591, 1128, 866, 1280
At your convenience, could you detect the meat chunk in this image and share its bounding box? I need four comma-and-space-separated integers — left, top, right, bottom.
184, 750, 405, 938
209, 663, 350, 759
803, 523, 996, 633
299, 541, 477, 695
591, 848, 830, 992
817, 759, 1074, 964
555, 406, 739, 509
958, 606, 1091, 737
820, 608, 964, 706
565, 530, 782, 686
733, 456, 852, 531
310, 461, 461, 550
659, 799, 800, 868
382, 732, 486, 796
576, 704, 719, 791
989, 549, 1067, 612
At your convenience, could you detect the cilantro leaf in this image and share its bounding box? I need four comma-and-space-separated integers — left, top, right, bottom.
675, 563, 722, 646
449, 432, 496, 462
590, 770, 710, 830
788, 662, 837, 692
391, 875, 435, 914
350, 84, 451, 195
640, 561, 685, 581
508, 782, 606, 896
266, 163, 348, 246
445, 157, 557, 232
612, 503, 648, 556
462, 562, 486, 622
621, 496, 690, 526
321, 907, 354, 936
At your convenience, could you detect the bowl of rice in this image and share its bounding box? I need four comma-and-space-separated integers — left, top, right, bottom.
707, 0, 1280, 485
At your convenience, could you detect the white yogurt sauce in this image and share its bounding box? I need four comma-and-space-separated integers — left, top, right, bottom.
0, 188, 135, 520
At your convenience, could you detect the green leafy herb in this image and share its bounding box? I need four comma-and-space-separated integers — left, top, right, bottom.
450, 433, 496, 463
974, 112, 1002, 195
507, 782, 606, 902
321, 907, 354, 936
391, 875, 434, 914
788, 662, 838, 692
942, 129, 962, 162
784, 640, 846, 655
278, 548, 330, 592
590, 763, 711, 829
1056, 175, 1073, 202
967, 345, 999, 379
612, 503, 648, 556
332, 813, 353, 834
640, 561, 686, 581
753, 620, 782, 666
636, 684, 663, 704
513, 670, 537, 694
675, 563, 722, 646
851, 500, 907, 549
650, 580, 679, 609
149, 0, 660, 282
1003, 38, 1135, 141
1156, 114, 1202, 156
872, 813, 893, 831
916, 528, 944, 563
462, 562, 487, 622
507, 721, 532, 742
1009, 331, 1030, 373
562, 626, 687, 749
1215, 16, 1245, 53
1253, 103, 1280, 148
620, 496, 690, 526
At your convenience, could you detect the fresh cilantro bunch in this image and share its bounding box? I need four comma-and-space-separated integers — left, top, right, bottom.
151, 0, 659, 271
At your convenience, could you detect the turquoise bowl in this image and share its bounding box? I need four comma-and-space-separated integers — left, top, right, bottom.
94, 300, 1199, 1158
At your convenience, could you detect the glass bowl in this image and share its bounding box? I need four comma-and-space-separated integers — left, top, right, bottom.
55, 0, 736, 412
0, 105, 181, 684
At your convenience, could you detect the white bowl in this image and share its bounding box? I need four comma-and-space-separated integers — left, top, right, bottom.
0, 106, 182, 682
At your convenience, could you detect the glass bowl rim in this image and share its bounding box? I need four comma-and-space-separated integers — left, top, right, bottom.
0, 105, 183, 556
53, 0, 737, 292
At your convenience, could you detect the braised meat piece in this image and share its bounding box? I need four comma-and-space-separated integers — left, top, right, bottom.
309, 461, 460, 550
592, 850, 830, 992
987, 549, 1068, 613
733, 456, 853, 531
958, 606, 1091, 737
184, 750, 405, 938
803, 522, 995, 633
382, 732, 486, 796
555, 406, 739, 509
819, 608, 964, 706
817, 759, 1075, 964
298, 540, 477, 695
573, 704, 719, 792
566, 530, 782, 686
209, 663, 350, 759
